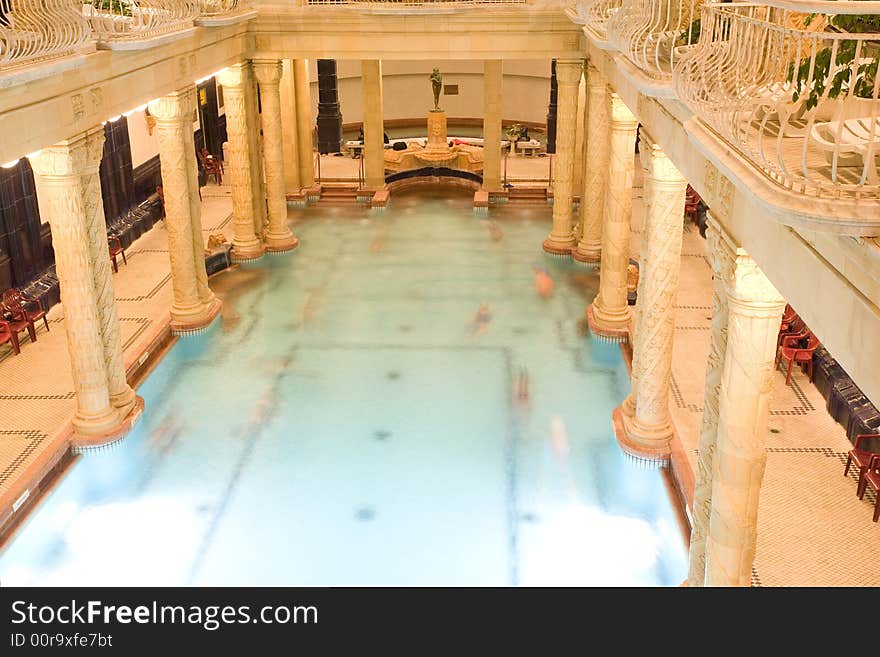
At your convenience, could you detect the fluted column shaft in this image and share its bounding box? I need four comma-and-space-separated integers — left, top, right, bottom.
625, 134, 687, 457
482, 60, 503, 192
149, 90, 210, 326
361, 60, 385, 190
280, 59, 302, 194
706, 254, 785, 587
574, 64, 610, 263
244, 63, 266, 240
254, 60, 299, 252
293, 59, 315, 188
30, 131, 122, 436
586, 93, 638, 341
688, 213, 738, 587
543, 59, 582, 255
80, 130, 135, 414
218, 64, 265, 261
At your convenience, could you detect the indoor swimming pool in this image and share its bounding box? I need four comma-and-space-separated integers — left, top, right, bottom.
0, 190, 688, 586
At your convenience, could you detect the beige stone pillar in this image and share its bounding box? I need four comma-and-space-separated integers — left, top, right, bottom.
254, 59, 299, 253
573, 64, 610, 264
182, 97, 218, 313
280, 59, 302, 194
706, 253, 785, 587
482, 60, 503, 192
80, 126, 136, 415
621, 133, 687, 459
586, 93, 638, 341
543, 59, 582, 256
361, 60, 386, 190
30, 132, 123, 436
217, 65, 265, 261
688, 213, 737, 587
293, 59, 315, 189
573, 73, 587, 211
245, 63, 266, 240
149, 90, 213, 327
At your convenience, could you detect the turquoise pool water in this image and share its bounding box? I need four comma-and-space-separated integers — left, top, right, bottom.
0, 189, 687, 586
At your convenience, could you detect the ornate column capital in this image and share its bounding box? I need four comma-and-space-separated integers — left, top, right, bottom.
555, 59, 585, 86
252, 60, 283, 86
29, 128, 105, 179
217, 62, 248, 89
147, 88, 196, 124
609, 93, 638, 130
638, 129, 686, 184
586, 62, 607, 91
727, 254, 785, 316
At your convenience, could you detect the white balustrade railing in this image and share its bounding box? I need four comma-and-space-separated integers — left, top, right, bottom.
198, 0, 246, 16
304, 0, 529, 6
608, 0, 702, 80
582, 0, 622, 41
84, 0, 198, 42
0, 0, 90, 67
674, 3, 880, 199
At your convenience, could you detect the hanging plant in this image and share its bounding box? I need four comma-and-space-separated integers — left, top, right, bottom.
92, 0, 133, 16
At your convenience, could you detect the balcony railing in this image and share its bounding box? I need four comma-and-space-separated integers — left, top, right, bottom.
607, 0, 702, 80
304, 0, 528, 5
84, 0, 199, 44
198, 0, 246, 16
0, 0, 90, 67
674, 3, 880, 199
581, 0, 622, 42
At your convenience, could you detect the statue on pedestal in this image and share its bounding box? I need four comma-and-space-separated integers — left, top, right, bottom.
430, 68, 443, 112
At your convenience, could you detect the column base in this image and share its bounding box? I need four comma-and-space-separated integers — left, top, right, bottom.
171, 298, 222, 335
110, 385, 137, 416
72, 395, 145, 451
572, 243, 600, 266
542, 235, 576, 258
265, 233, 299, 253
586, 303, 630, 342
611, 405, 671, 464
231, 241, 266, 262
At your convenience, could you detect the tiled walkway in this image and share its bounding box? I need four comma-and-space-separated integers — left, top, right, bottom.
1, 173, 877, 585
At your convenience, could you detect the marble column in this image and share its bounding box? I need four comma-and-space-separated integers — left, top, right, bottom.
80, 126, 136, 415
293, 59, 315, 189
217, 65, 265, 261
482, 60, 503, 192
182, 95, 218, 313
280, 59, 302, 195
573, 64, 610, 264
254, 59, 299, 252
621, 133, 687, 459
244, 63, 266, 240
688, 213, 737, 587
30, 131, 125, 437
149, 90, 213, 328
573, 73, 587, 211
706, 252, 785, 587
542, 59, 582, 256
361, 59, 385, 190
586, 93, 638, 341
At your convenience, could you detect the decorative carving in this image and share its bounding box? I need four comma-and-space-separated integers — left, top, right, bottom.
207, 234, 228, 250
71, 94, 85, 121
575, 66, 610, 262
89, 87, 103, 116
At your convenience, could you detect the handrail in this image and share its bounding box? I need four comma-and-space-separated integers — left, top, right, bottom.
673, 2, 880, 199
582, 0, 624, 42
0, 0, 90, 68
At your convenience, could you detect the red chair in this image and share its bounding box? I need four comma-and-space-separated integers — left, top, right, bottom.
857, 454, 880, 522
776, 331, 820, 385
1, 302, 36, 346
109, 236, 127, 273
777, 316, 807, 348
2, 288, 48, 332
199, 148, 223, 185
0, 319, 20, 355
846, 434, 880, 497
779, 304, 797, 334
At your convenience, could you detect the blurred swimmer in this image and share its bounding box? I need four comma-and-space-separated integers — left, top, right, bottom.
467, 302, 493, 337
532, 265, 554, 298
487, 220, 504, 242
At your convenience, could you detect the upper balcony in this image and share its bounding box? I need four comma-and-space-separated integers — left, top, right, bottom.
606, 0, 702, 82
571, 0, 623, 44
674, 2, 880, 201
0, 0, 252, 70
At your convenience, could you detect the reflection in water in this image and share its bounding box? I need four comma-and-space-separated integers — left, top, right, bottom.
0, 189, 687, 586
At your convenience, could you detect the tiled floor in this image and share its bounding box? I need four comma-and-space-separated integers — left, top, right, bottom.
1, 171, 878, 585
0, 187, 234, 508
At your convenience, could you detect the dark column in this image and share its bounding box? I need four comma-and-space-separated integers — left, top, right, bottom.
546, 59, 558, 154
316, 59, 343, 154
